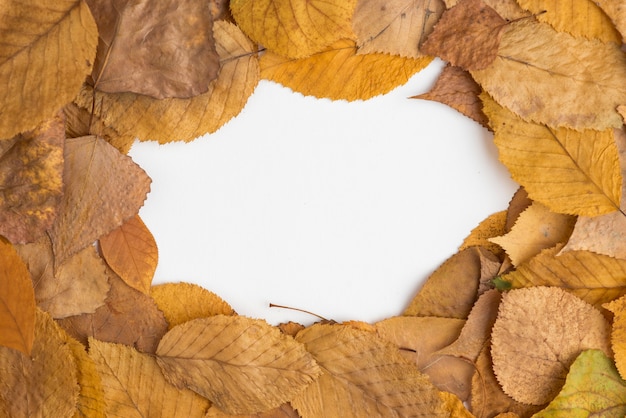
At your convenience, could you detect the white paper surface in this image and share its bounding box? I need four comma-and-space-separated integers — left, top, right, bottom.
128, 59, 518, 326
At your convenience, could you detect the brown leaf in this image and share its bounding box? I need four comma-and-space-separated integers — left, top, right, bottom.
0, 309, 79, 417
65, 335, 105, 418
87, 0, 219, 98
292, 323, 448, 417
421, 0, 508, 70
459, 210, 507, 257
48, 135, 151, 265
57, 273, 168, 353
15, 235, 110, 318
150, 282, 235, 329
0, 113, 64, 244
443, 0, 529, 19
413, 64, 490, 128
205, 403, 300, 418
100, 214, 158, 294
0, 0, 97, 139
352, 0, 445, 58
0, 237, 35, 355
89, 339, 210, 417
491, 286, 611, 405
504, 187, 532, 232
156, 315, 321, 415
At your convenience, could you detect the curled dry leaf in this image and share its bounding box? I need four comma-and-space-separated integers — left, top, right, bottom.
260, 39, 432, 101
0, 0, 97, 139
491, 286, 611, 405
156, 315, 321, 415
150, 282, 236, 329
0, 309, 79, 417
0, 113, 64, 244
89, 339, 210, 418
352, 0, 445, 58
231, 0, 357, 59
87, 0, 219, 99
292, 323, 448, 417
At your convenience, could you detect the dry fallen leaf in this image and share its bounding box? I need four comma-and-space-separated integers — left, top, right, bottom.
593, 0, 626, 42
443, 0, 529, 19
65, 335, 106, 418
603, 295, 626, 380
205, 403, 300, 418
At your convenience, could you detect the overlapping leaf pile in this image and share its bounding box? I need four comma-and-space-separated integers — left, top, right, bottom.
1, 0, 626, 416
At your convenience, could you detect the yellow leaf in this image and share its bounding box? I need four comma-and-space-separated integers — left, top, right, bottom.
231, 0, 356, 58
156, 315, 321, 414
491, 287, 611, 405
89, 339, 210, 418
482, 93, 622, 216
472, 19, 626, 130
100, 215, 158, 295
439, 391, 475, 418
0, 0, 97, 139
459, 210, 508, 257
150, 282, 235, 329
205, 403, 300, 418
65, 336, 105, 418
292, 323, 448, 417
594, 0, 626, 42
603, 295, 626, 379
0, 237, 35, 354
260, 39, 432, 101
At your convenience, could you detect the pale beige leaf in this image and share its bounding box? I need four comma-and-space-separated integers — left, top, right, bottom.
89, 339, 210, 418
156, 315, 321, 415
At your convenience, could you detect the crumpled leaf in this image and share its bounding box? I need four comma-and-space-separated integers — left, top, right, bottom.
260, 38, 432, 101
491, 286, 611, 405
352, 0, 445, 58
100, 215, 158, 295
76, 21, 259, 143
603, 295, 626, 379
0, 0, 97, 139
533, 349, 626, 418
15, 235, 111, 318
501, 245, 626, 308
489, 202, 576, 266
0, 113, 64, 243
57, 273, 168, 353
150, 282, 235, 329
65, 336, 105, 418
87, 0, 219, 99
459, 211, 507, 257
156, 315, 321, 415
48, 135, 151, 266
231, 0, 356, 59
472, 19, 626, 130
0, 237, 35, 355
482, 94, 623, 216
0, 309, 79, 417
292, 323, 448, 417
421, 0, 508, 70
89, 339, 210, 417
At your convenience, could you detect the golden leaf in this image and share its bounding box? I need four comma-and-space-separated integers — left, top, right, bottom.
100, 215, 158, 295
439, 391, 475, 418
443, 0, 529, 19
593, 0, 626, 42
65, 336, 105, 418
150, 282, 235, 329
482, 94, 623, 216
459, 211, 507, 257
603, 295, 626, 379
156, 315, 321, 414
205, 403, 300, 418
491, 287, 611, 405
292, 323, 448, 417
0, 0, 97, 139
0, 237, 35, 355
231, 0, 356, 59
89, 339, 210, 417
352, 0, 445, 58
260, 39, 432, 101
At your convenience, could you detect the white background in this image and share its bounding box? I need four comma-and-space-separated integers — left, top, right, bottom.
128, 59, 519, 326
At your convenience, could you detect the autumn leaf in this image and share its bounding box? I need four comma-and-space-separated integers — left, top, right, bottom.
65, 336, 106, 418
15, 235, 110, 318
491, 287, 611, 405
443, 0, 529, 19
48, 135, 151, 265
89, 339, 210, 417
205, 403, 300, 418
156, 315, 321, 414
87, 0, 219, 99
593, 0, 626, 42
260, 39, 432, 101
76, 21, 260, 143
100, 215, 158, 295
0, 237, 35, 355
231, 0, 356, 59
482, 94, 623, 216
603, 295, 626, 379
504, 187, 532, 231
150, 282, 235, 329
0, 309, 79, 417
459, 211, 507, 257
352, 0, 445, 58
0, 0, 97, 139
0, 113, 64, 244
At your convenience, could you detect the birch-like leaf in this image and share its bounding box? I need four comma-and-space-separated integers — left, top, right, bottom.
593, 0, 626, 42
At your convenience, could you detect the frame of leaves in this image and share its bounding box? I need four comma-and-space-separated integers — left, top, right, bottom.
1, 0, 626, 416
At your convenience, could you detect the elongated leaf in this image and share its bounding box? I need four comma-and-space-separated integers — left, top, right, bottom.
65, 336, 105, 418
